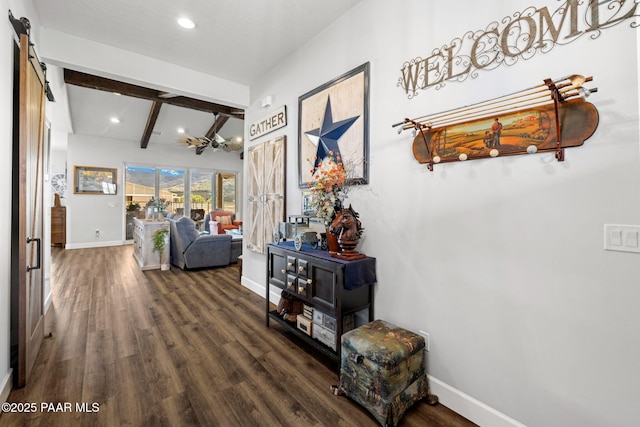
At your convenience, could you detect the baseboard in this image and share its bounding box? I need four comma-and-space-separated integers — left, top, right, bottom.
44, 289, 53, 313
1, 369, 12, 404
241, 276, 283, 304
242, 276, 265, 299
427, 375, 526, 427
65, 240, 124, 250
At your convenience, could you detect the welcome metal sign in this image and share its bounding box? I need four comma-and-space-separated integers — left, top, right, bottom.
398, 0, 638, 98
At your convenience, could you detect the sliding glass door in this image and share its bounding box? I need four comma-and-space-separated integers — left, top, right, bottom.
124, 166, 155, 240
159, 168, 184, 215
124, 165, 236, 240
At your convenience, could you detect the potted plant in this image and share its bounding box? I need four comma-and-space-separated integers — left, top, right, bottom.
126, 201, 141, 212
153, 227, 170, 270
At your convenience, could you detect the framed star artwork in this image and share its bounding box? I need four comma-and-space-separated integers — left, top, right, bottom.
298, 62, 369, 188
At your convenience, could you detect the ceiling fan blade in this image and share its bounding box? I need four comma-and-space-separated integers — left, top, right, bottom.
222, 139, 243, 152
179, 135, 208, 147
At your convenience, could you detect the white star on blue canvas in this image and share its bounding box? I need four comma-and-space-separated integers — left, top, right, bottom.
306, 95, 359, 171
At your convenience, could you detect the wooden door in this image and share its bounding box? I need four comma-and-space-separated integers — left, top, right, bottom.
246, 140, 265, 252
262, 136, 286, 251
13, 34, 46, 387
246, 136, 286, 254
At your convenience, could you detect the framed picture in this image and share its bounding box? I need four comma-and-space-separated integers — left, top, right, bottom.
301, 190, 316, 218
298, 62, 369, 188
73, 166, 117, 194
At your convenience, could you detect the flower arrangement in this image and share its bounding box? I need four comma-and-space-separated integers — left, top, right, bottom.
307, 153, 348, 224
146, 197, 170, 211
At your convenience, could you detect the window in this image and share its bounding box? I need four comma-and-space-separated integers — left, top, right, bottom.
124, 166, 155, 240
216, 173, 237, 212
190, 170, 213, 221
159, 168, 184, 215
124, 165, 237, 240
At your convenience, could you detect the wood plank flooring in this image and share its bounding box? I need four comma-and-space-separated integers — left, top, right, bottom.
2, 246, 476, 427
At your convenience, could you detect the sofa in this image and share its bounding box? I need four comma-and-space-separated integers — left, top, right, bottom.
167, 217, 241, 269
205, 210, 243, 235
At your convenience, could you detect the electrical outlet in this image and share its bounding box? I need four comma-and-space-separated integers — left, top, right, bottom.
419, 330, 430, 352
95, 229, 100, 237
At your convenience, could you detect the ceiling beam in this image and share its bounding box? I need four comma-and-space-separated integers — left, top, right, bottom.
63, 69, 244, 118
205, 115, 230, 141
140, 101, 163, 149
196, 115, 231, 155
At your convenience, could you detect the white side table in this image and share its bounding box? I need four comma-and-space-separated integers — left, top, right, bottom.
225, 229, 243, 240
133, 219, 170, 270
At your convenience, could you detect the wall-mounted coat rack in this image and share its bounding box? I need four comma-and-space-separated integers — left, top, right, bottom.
393, 74, 599, 171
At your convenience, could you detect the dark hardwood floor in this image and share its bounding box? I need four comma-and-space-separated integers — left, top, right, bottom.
2, 246, 476, 427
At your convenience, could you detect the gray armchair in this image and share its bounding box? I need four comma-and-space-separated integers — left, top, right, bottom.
168, 217, 241, 269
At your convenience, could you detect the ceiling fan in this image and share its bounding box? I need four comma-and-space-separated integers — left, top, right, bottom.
177, 112, 244, 155
178, 134, 244, 155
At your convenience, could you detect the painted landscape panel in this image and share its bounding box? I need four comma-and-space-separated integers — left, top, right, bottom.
411, 99, 598, 164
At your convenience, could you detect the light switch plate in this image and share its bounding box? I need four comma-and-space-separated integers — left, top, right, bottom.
604, 224, 640, 253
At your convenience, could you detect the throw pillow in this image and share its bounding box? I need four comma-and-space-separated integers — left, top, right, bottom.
215, 215, 232, 225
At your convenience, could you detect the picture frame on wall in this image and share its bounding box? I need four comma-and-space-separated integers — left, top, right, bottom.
73, 166, 117, 194
298, 62, 370, 188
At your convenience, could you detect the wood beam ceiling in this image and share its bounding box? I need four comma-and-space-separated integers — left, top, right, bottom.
64, 69, 244, 118
205, 115, 229, 141
64, 69, 244, 150
140, 101, 162, 149
194, 115, 231, 155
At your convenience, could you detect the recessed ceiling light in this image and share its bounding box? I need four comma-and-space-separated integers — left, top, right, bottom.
110, 117, 120, 124
177, 127, 185, 134
177, 17, 195, 29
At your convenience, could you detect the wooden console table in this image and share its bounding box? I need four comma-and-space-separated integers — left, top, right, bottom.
266, 242, 376, 362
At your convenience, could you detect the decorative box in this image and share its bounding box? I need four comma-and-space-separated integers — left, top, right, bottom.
338, 319, 430, 427
296, 314, 313, 336
303, 304, 313, 319
312, 322, 336, 350
312, 309, 335, 330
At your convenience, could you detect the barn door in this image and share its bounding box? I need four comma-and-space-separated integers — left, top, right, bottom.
246, 141, 265, 252
12, 33, 46, 387
246, 136, 286, 253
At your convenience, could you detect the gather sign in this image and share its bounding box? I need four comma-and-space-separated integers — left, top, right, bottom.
249, 105, 287, 140
397, 0, 639, 98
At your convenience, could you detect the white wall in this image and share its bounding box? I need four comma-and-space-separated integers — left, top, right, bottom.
243, 1, 640, 426
65, 133, 243, 248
